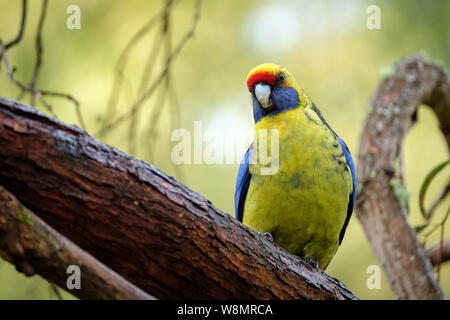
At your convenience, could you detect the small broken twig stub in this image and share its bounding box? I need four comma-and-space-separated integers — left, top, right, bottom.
427, 240, 450, 267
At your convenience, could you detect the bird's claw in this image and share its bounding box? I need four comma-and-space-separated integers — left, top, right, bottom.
262, 232, 273, 242
303, 257, 319, 270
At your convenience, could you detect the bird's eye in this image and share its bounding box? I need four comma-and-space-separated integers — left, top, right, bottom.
277, 73, 285, 83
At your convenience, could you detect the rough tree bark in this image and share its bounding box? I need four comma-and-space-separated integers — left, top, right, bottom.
0, 185, 155, 300
356, 55, 449, 299
0, 97, 357, 300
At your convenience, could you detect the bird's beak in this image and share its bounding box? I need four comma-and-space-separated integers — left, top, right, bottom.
254, 83, 272, 109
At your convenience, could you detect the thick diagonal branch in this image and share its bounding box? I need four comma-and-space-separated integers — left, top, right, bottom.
0, 97, 357, 300
356, 55, 449, 300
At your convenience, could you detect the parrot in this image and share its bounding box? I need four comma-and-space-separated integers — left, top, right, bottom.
234, 63, 356, 270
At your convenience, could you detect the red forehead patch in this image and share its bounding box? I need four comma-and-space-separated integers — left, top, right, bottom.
247, 71, 276, 92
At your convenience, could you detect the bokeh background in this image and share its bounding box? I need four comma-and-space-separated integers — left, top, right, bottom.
0, 0, 449, 299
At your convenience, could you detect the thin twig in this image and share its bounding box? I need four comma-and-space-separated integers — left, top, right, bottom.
168, 73, 184, 180
97, 0, 202, 137
144, 0, 173, 161
0, 0, 27, 70
1, 43, 56, 117
49, 283, 64, 300
422, 223, 441, 248
100, 0, 177, 136
29, 0, 48, 107
436, 207, 450, 282
127, 3, 170, 154
127, 34, 162, 155
1, 43, 86, 130
39, 89, 86, 130
421, 206, 450, 282
426, 183, 450, 219
143, 79, 169, 161
4, 0, 27, 50
163, 3, 184, 180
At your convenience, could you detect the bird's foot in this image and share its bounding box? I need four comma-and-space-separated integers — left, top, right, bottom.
303, 257, 319, 270
262, 232, 273, 242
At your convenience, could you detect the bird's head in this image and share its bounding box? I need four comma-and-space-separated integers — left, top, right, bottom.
246, 63, 309, 122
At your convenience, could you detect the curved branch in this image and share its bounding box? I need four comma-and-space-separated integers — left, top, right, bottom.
0, 97, 357, 300
356, 55, 449, 300
29, 0, 48, 107
5, 0, 27, 50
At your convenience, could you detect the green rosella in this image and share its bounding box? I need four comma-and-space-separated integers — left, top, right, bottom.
235, 63, 356, 269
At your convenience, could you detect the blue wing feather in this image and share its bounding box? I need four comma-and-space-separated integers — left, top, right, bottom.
337, 137, 357, 244
234, 147, 253, 222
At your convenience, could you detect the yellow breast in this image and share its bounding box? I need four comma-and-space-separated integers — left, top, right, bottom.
243, 107, 353, 268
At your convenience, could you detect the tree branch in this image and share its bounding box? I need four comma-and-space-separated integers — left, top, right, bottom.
0, 97, 357, 300
4, 0, 27, 50
29, 0, 48, 107
427, 239, 450, 267
356, 54, 449, 299
0, 185, 155, 300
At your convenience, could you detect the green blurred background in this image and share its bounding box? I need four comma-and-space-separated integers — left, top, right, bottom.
0, 0, 449, 299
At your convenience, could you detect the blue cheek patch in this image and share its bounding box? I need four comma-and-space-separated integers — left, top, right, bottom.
253, 87, 300, 123
272, 87, 300, 112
